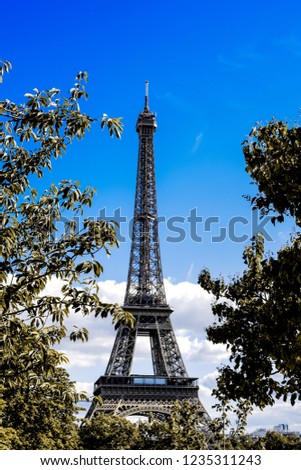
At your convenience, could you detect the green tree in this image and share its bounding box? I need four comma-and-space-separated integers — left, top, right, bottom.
2, 320, 83, 449
214, 430, 301, 450
198, 116, 301, 417
138, 401, 207, 450
0, 384, 18, 449
261, 431, 301, 450
226, 433, 264, 450
0, 60, 133, 449
79, 413, 140, 450
243, 119, 301, 225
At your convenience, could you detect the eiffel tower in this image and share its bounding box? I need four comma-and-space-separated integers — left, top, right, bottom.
87, 82, 210, 423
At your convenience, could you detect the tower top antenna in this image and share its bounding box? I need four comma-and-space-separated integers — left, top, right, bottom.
144, 80, 149, 110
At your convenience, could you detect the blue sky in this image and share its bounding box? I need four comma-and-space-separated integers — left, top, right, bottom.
3, 0, 301, 431
2, 0, 300, 281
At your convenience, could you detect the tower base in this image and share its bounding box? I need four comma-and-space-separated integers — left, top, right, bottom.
86, 374, 210, 426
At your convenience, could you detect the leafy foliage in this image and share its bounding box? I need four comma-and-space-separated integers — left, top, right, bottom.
243, 120, 301, 226
137, 401, 208, 450
79, 413, 140, 450
200, 233, 301, 409
79, 401, 209, 450
199, 114, 301, 418
0, 384, 18, 450
0, 61, 133, 449
2, 316, 87, 449
0, 60, 11, 84
216, 431, 301, 450
260, 431, 301, 450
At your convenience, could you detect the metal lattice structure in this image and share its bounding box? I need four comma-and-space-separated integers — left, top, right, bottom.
86, 83, 210, 424
124, 87, 166, 307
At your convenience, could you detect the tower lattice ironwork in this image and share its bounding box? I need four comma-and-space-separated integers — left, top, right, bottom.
86, 82, 210, 423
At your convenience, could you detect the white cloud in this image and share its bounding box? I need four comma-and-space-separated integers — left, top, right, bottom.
218, 54, 245, 70
41, 276, 65, 296
75, 382, 94, 396
156, 91, 192, 112
200, 371, 219, 390
274, 34, 301, 57
61, 341, 113, 369
164, 278, 214, 332
247, 402, 301, 433
36, 277, 301, 433
177, 337, 228, 363
97, 280, 127, 304
186, 262, 194, 281
218, 48, 264, 71
191, 132, 203, 154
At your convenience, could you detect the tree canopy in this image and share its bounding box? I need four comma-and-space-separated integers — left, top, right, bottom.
137, 401, 208, 450
79, 413, 140, 450
243, 120, 301, 226
199, 116, 301, 415
0, 60, 133, 449
79, 401, 208, 450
